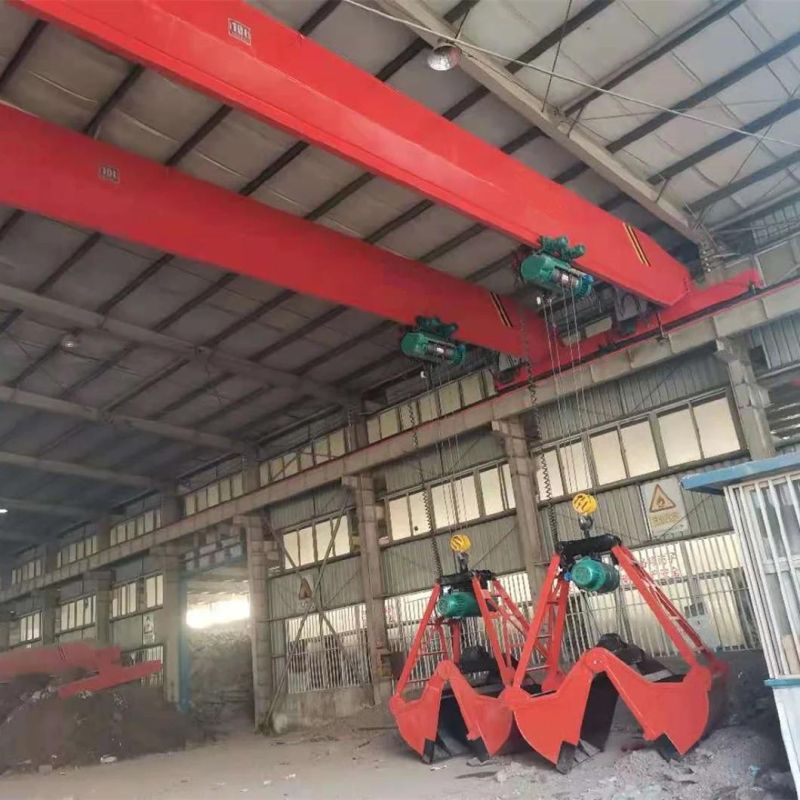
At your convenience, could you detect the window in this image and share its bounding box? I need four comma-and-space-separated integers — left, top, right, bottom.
431, 477, 480, 528
659, 407, 702, 466
145, 574, 164, 609
621, 421, 659, 476
693, 397, 740, 458
59, 596, 95, 632
19, 611, 40, 643
590, 420, 660, 485
591, 430, 626, 485
535, 449, 564, 500
659, 396, 740, 467
460, 373, 484, 406
281, 515, 351, 569
111, 582, 138, 619
479, 466, 505, 516
438, 383, 461, 415
379, 409, 400, 439
560, 440, 592, 493
298, 525, 315, 566
388, 466, 512, 541
11, 558, 42, 585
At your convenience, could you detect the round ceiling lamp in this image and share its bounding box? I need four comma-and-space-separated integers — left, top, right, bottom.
427, 39, 461, 71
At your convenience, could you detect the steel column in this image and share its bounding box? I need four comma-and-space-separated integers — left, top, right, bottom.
14, 0, 691, 306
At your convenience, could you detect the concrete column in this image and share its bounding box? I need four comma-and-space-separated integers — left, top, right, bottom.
38, 589, 58, 645
157, 546, 184, 706
95, 515, 112, 551
344, 474, 393, 705
160, 484, 182, 527
86, 571, 112, 645
716, 338, 776, 459
346, 404, 369, 452
0, 610, 10, 652
242, 449, 261, 494
492, 418, 548, 597
236, 513, 276, 730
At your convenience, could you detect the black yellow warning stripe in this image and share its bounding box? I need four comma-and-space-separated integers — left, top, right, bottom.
490, 292, 513, 328
623, 223, 651, 267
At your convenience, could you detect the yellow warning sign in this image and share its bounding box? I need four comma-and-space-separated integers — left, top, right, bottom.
641, 477, 689, 537
649, 483, 677, 513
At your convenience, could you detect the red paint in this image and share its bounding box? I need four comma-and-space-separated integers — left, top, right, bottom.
506, 546, 728, 768
0, 641, 161, 697
14, 0, 692, 305
0, 104, 547, 358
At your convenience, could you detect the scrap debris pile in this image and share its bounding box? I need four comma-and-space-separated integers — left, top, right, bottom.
0, 676, 199, 774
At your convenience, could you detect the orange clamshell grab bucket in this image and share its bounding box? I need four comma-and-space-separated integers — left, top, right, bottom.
388, 573, 535, 763
390, 540, 728, 771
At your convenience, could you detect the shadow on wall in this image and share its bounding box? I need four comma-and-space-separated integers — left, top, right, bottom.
187, 620, 253, 729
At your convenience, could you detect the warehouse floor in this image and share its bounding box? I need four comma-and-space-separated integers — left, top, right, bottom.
0, 710, 789, 800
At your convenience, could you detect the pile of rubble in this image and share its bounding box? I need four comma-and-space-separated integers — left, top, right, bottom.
0, 676, 200, 774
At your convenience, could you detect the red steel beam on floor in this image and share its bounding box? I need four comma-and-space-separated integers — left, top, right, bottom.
0, 104, 548, 359
13, 0, 692, 307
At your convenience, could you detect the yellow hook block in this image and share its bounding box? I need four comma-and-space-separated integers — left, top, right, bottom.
572, 492, 598, 515
449, 533, 472, 553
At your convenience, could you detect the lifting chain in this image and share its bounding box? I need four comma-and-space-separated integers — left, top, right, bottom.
408, 390, 443, 579
514, 251, 559, 547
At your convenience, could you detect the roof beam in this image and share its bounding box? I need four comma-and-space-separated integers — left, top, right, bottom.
0, 450, 157, 488
0, 105, 547, 359
0, 528, 46, 543
15, 0, 691, 305
375, 0, 698, 248
2, 274, 794, 601
0, 496, 103, 519
0, 385, 246, 451
0, 279, 350, 405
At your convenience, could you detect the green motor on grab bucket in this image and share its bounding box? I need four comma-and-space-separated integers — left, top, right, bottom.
571, 557, 620, 594
437, 591, 480, 618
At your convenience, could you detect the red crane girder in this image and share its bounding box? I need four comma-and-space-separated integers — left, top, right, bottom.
13, 0, 692, 306
0, 104, 549, 358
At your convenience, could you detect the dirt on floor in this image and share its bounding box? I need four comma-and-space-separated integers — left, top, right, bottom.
0, 678, 202, 774
0, 700, 794, 800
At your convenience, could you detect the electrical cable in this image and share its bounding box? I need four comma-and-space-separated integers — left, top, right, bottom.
341, 0, 800, 151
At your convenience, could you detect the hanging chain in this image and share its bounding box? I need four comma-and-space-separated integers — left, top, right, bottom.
408, 392, 443, 579
515, 262, 559, 547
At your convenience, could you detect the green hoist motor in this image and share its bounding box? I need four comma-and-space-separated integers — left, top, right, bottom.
570, 556, 620, 594
400, 316, 467, 366
437, 590, 480, 618
519, 235, 594, 299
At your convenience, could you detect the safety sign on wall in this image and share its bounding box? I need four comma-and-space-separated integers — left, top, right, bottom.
640, 476, 689, 539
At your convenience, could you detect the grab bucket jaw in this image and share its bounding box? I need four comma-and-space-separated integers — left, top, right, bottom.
390, 660, 515, 763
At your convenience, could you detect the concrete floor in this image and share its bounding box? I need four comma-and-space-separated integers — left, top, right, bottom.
0, 714, 785, 800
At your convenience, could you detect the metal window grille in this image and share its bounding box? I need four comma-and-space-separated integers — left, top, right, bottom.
284, 603, 371, 694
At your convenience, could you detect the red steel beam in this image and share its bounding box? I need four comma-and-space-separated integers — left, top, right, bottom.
0, 104, 547, 358
13, 0, 692, 307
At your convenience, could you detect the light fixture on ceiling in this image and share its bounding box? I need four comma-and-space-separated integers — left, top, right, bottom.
427, 39, 461, 71
60, 332, 80, 351
426, 7, 471, 72
0, 508, 7, 515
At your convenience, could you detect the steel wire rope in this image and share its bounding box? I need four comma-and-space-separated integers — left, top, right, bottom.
341, 0, 800, 151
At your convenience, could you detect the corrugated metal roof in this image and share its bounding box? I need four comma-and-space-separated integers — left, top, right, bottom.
0, 0, 798, 547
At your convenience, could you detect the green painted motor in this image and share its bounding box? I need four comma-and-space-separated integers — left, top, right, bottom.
400, 316, 467, 366
571, 557, 619, 594
519, 235, 593, 299
437, 590, 480, 618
